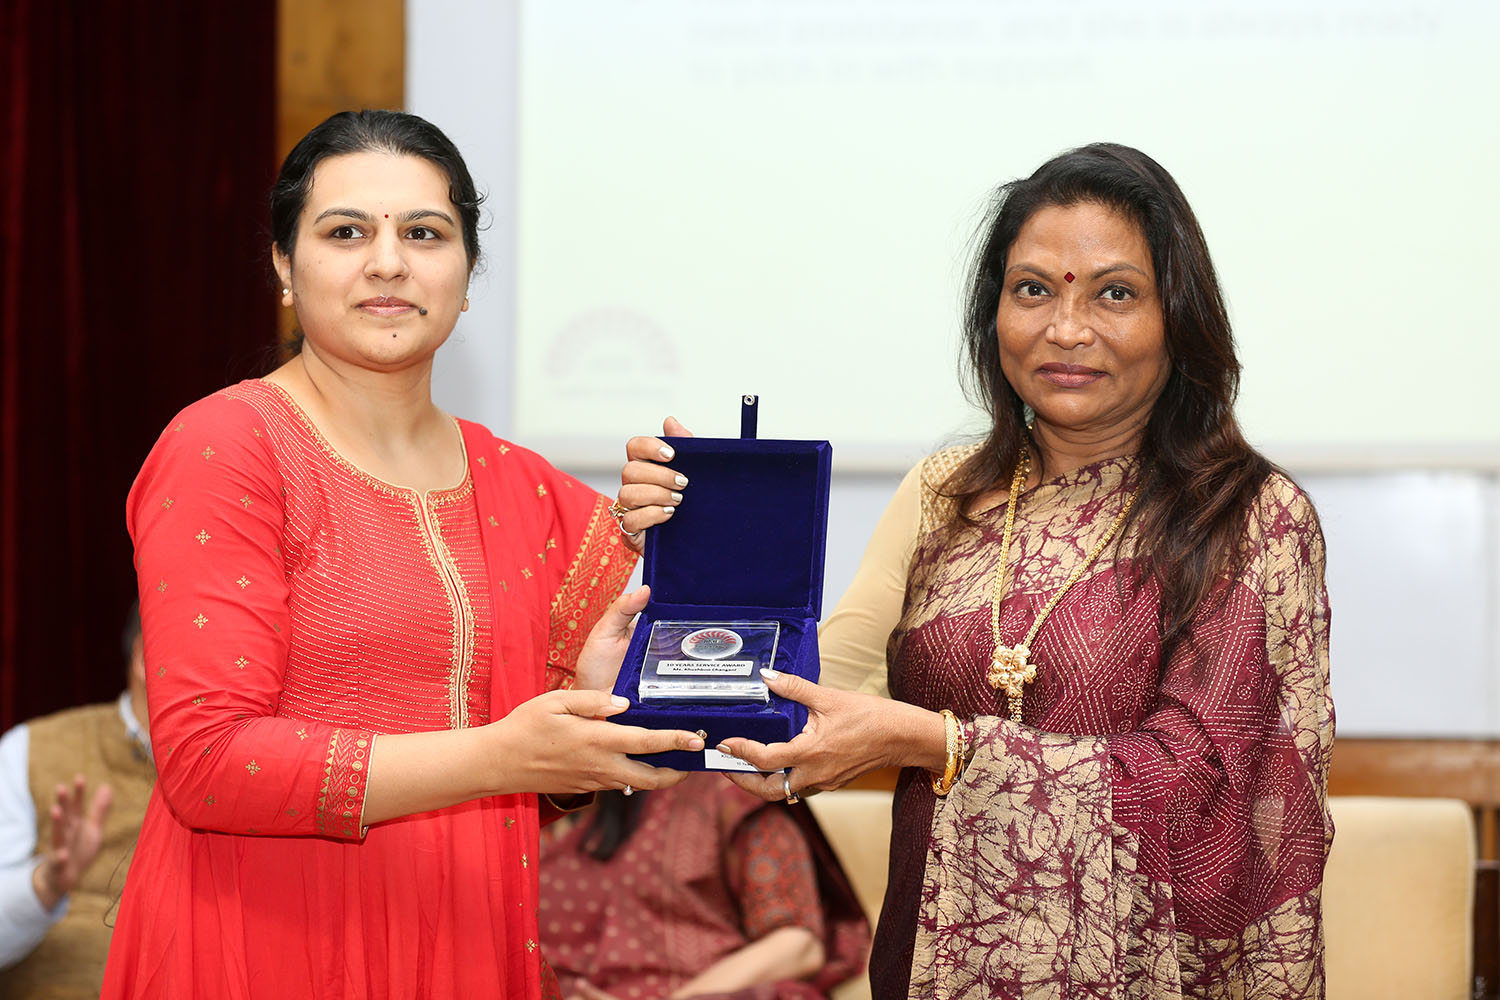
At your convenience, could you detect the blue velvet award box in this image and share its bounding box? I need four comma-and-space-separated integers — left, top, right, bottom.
611, 403, 831, 772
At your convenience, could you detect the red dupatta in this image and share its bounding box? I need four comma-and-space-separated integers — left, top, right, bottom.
461, 420, 638, 999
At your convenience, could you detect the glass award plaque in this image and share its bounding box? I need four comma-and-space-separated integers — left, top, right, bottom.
638, 620, 780, 703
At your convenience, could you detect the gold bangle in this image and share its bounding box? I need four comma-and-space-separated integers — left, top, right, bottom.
542, 791, 597, 814
931, 709, 961, 796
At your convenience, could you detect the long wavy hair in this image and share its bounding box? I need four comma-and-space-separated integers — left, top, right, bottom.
945, 143, 1275, 658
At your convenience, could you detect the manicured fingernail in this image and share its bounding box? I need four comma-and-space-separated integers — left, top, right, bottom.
760, 668, 779, 679
688, 737, 705, 750
611, 695, 629, 708
662, 506, 675, 516
674, 474, 689, 487
716, 743, 733, 755
659, 445, 675, 460
670, 492, 683, 503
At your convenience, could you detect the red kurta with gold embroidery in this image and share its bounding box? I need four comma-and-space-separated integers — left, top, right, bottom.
103, 381, 635, 999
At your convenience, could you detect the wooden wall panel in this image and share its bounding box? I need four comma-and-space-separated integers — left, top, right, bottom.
1329, 738, 1500, 858
277, 0, 405, 162
274, 0, 404, 342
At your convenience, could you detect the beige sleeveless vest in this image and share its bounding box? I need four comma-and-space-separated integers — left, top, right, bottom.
0, 701, 154, 999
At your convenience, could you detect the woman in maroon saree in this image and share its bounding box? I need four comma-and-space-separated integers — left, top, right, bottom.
617, 144, 1332, 998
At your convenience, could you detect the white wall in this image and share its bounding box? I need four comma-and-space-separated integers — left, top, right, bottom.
409, 0, 1500, 738
1306, 471, 1500, 737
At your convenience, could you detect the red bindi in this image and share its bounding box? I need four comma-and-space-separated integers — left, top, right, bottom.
1064, 272, 1075, 283
384, 214, 389, 219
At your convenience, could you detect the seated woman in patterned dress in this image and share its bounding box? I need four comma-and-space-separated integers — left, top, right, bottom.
539, 773, 869, 1000
615, 144, 1333, 999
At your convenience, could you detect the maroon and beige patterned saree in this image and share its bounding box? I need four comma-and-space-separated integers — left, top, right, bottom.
873, 448, 1332, 999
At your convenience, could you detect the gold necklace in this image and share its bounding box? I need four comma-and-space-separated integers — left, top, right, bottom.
986, 451, 1138, 723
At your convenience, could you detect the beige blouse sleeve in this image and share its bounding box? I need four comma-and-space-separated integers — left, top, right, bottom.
817, 460, 924, 699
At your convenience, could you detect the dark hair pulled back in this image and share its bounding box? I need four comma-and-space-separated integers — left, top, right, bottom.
269, 109, 484, 270
947, 142, 1275, 658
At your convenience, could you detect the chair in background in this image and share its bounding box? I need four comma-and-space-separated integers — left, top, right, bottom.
807, 790, 891, 1000
808, 789, 1475, 1000
1323, 796, 1474, 1000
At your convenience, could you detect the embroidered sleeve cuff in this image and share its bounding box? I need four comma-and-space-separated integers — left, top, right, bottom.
315, 727, 375, 840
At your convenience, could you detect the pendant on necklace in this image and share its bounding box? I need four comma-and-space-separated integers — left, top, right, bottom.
987, 643, 1036, 722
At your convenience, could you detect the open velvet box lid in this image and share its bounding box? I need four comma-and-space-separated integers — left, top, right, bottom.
612, 421, 832, 771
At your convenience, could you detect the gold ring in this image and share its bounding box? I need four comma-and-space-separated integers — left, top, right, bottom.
783, 772, 799, 805
607, 499, 640, 539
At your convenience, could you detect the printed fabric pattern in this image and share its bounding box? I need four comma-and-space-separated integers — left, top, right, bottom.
876, 448, 1331, 999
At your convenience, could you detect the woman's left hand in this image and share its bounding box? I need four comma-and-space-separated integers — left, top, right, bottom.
573, 586, 650, 693
715, 669, 947, 801
614, 417, 695, 552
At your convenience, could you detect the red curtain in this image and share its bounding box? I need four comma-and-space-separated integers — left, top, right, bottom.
1, 1, 277, 727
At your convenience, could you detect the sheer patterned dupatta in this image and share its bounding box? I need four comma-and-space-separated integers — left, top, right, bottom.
907, 471, 1332, 999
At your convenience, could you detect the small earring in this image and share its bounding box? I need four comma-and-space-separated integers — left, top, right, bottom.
281, 288, 290, 297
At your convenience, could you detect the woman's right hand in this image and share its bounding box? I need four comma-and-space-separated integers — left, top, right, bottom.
715, 669, 947, 801
492, 688, 699, 795
613, 416, 695, 547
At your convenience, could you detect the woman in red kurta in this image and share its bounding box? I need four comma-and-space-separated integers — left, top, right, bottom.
103, 110, 701, 999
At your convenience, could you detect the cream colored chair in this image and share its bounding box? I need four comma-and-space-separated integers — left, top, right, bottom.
808, 790, 893, 1000
808, 791, 1475, 1000
1324, 796, 1474, 1000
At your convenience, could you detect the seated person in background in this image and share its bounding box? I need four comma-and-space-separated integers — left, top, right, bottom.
540, 772, 869, 1000
0, 603, 155, 997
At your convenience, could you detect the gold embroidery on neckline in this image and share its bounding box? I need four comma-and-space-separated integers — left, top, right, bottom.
252, 380, 472, 500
